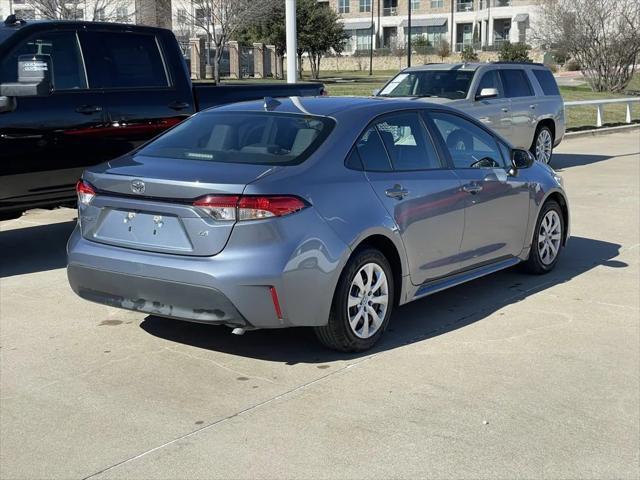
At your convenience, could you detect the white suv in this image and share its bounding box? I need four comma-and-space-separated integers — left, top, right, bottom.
377, 62, 565, 164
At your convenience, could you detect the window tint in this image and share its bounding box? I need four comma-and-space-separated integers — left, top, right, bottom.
430, 111, 506, 169
532, 69, 560, 96
139, 112, 334, 166
0, 31, 86, 90
499, 69, 533, 98
355, 127, 393, 171
476, 70, 501, 97
81, 32, 168, 88
374, 113, 442, 171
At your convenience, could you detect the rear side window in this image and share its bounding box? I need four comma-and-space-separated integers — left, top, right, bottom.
532, 69, 560, 96
355, 127, 393, 171
138, 111, 334, 166
499, 69, 533, 98
80, 32, 168, 89
0, 31, 87, 90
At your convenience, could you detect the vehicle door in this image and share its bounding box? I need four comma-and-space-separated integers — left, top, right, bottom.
499, 68, 537, 149
77, 30, 194, 159
426, 110, 530, 270
356, 111, 466, 285
0, 29, 108, 210
465, 69, 512, 140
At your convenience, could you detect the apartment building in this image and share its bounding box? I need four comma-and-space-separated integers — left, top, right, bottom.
329, 0, 537, 53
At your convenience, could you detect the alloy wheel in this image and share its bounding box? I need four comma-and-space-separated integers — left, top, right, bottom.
347, 263, 389, 339
535, 128, 553, 164
538, 210, 562, 265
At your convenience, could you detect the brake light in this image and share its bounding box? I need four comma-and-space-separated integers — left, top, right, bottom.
193, 195, 307, 221
76, 179, 95, 206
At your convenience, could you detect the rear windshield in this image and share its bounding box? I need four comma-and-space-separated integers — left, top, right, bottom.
138, 111, 335, 166
378, 70, 475, 100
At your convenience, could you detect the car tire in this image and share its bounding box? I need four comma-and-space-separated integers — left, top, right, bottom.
530, 125, 554, 165
314, 248, 394, 352
523, 200, 564, 274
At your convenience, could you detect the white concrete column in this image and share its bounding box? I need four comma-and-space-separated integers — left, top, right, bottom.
487, 18, 494, 46
286, 0, 297, 83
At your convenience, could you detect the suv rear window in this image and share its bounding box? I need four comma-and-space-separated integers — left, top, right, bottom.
138, 111, 335, 166
532, 69, 560, 96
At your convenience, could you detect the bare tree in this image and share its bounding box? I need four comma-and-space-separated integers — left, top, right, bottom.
179, 0, 277, 82
25, 0, 134, 21
535, 0, 640, 92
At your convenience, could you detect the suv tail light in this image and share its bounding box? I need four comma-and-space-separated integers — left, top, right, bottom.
193, 195, 307, 221
76, 179, 96, 206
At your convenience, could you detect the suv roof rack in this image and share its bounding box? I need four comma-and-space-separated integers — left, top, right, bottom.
491, 61, 545, 67
4, 14, 27, 26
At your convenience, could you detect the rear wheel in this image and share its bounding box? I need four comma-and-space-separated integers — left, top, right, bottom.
523, 200, 564, 274
531, 125, 554, 165
314, 248, 394, 352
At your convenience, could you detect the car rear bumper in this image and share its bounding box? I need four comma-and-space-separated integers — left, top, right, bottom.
66, 209, 350, 329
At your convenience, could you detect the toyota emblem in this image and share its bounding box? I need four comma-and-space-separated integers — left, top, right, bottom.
131, 180, 145, 194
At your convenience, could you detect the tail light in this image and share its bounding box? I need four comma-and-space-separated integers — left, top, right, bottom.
193, 195, 307, 221
76, 179, 96, 206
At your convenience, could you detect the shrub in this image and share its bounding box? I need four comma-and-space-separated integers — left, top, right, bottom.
435, 39, 451, 61
461, 45, 479, 62
498, 42, 532, 62
565, 58, 581, 71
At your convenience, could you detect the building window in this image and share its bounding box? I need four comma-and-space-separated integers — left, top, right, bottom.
338, 0, 350, 14
430, 0, 443, 7
426, 25, 447, 45
383, 0, 398, 16
95, 8, 106, 21
411, 0, 420, 10
356, 28, 372, 52
359, 0, 371, 12
177, 9, 188, 25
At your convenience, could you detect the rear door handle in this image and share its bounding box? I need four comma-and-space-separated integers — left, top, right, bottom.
530, 104, 537, 110
385, 184, 409, 200
501, 107, 509, 113
462, 183, 483, 194
168, 101, 190, 111
76, 105, 102, 114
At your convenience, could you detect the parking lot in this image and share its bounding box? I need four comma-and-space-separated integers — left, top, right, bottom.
0, 131, 638, 479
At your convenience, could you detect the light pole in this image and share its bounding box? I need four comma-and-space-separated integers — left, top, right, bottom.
407, 0, 412, 67
285, 0, 297, 83
369, 0, 374, 75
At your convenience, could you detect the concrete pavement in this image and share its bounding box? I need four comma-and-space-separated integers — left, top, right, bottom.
1, 132, 638, 479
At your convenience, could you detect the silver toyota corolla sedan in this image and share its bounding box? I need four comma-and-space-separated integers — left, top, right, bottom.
67, 96, 570, 351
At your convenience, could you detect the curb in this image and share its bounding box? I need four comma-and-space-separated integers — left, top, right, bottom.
565, 123, 640, 139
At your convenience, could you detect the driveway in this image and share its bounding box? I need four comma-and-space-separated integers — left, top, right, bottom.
1, 132, 638, 479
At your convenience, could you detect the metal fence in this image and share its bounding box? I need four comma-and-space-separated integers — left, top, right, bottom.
564, 98, 640, 128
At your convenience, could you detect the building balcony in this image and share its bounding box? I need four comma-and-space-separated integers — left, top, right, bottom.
383, 7, 398, 16
456, 1, 474, 12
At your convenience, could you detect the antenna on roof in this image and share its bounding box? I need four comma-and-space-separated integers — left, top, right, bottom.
4, 14, 26, 26
263, 97, 281, 111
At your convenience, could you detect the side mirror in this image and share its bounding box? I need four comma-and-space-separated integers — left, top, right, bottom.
0, 54, 52, 98
475, 87, 498, 100
0, 96, 17, 113
512, 149, 535, 170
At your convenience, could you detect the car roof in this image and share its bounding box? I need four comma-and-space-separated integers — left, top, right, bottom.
404, 63, 484, 72
0, 17, 168, 39
208, 96, 461, 119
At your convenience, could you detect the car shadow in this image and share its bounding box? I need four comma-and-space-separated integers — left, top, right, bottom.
0, 220, 76, 278
552, 153, 611, 169
140, 235, 625, 363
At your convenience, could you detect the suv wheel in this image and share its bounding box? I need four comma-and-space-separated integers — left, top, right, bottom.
523, 200, 564, 274
531, 125, 554, 165
314, 248, 394, 352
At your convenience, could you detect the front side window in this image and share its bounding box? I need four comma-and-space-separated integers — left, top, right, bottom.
138, 112, 334, 166
499, 69, 533, 98
429, 111, 506, 169
476, 70, 502, 97
379, 70, 475, 100
0, 31, 87, 90
80, 32, 169, 89
375, 112, 442, 171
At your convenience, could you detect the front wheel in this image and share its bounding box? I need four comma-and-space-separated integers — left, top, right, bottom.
531, 125, 554, 165
314, 248, 394, 352
523, 200, 564, 274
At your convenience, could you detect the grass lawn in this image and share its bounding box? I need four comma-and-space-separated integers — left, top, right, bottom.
222, 70, 640, 130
